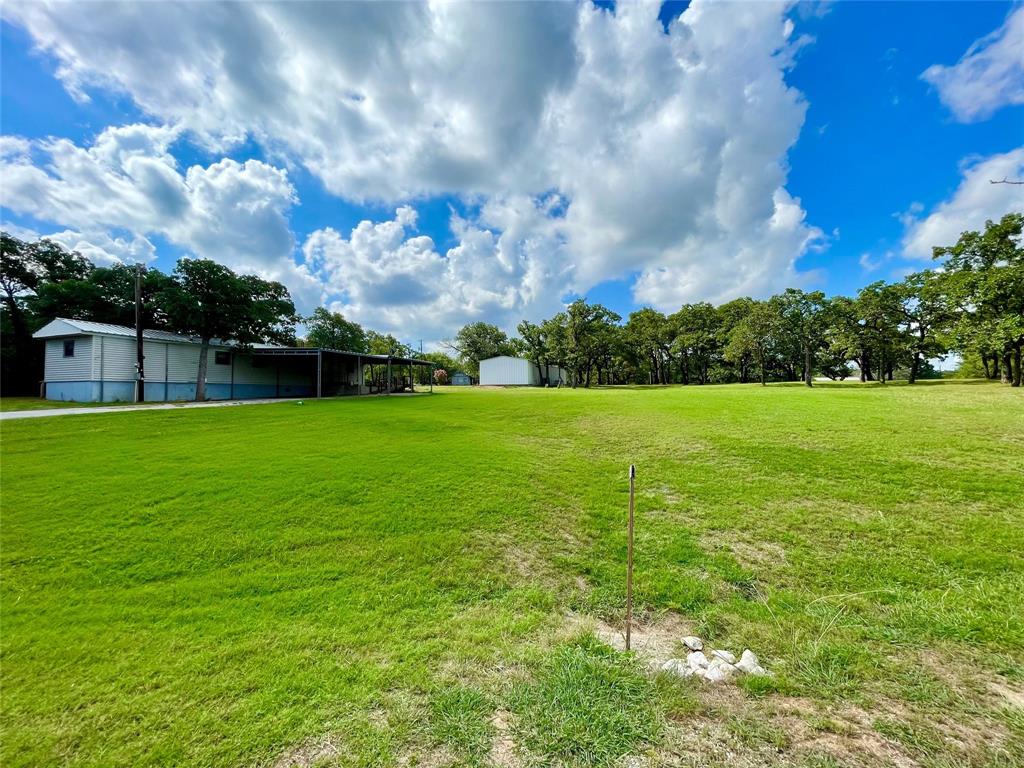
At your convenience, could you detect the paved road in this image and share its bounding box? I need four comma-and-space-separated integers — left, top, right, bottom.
1, 398, 304, 421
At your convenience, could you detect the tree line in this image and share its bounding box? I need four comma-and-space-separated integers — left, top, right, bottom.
0, 240, 306, 399
443, 213, 1023, 388
0, 231, 461, 397
2, 212, 1021, 395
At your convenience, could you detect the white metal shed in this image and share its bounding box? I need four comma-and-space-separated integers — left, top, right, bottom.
479, 356, 566, 386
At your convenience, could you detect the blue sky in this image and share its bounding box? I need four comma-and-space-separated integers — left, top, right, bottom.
2, 1, 1022, 344
786, 2, 1022, 290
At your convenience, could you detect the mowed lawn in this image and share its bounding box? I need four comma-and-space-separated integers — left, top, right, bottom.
1, 383, 1022, 767
0, 397, 129, 412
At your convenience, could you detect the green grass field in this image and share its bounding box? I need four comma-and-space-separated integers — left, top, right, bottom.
0, 397, 130, 412
2, 382, 1022, 767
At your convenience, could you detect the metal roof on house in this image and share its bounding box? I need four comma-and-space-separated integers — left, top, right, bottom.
33, 318, 434, 364
32, 318, 224, 345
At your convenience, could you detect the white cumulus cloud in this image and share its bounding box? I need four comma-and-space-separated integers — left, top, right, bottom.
45, 230, 157, 265
3, 1, 829, 337
303, 201, 570, 341
902, 148, 1024, 259
0, 123, 322, 305
921, 7, 1024, 122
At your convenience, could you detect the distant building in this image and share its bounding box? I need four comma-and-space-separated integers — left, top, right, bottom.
33, 318, 432, 402
451, 372, 473, 386
479, 356, 566, 386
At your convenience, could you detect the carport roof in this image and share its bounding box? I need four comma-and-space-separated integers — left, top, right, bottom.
249, 346, 433, 366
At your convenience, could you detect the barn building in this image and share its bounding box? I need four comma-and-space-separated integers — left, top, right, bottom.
33, 318, 432, 402
478, 356, 566, 386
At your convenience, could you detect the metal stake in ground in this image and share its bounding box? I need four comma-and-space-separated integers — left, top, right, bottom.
626, 463, 635, 651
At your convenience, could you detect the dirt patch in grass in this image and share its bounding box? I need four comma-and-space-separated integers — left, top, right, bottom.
917, 647, 1024, 718
791, 705, 917, 768
557, 604, 1019, 767
565, 610, 696, 664
990, 679, 1024, 709
656, 686, 920, 768
488, 709, 523, 768
792, 731, 918, 768
494, 526, 587, 590
270, 736, 342, 768
398, 745, 457, 768
658, 681, 1021, 768
504, 542, 551, 581
725, 539, 788, 570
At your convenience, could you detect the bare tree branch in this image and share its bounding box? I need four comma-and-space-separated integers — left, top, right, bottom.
989, 178, 1024, 185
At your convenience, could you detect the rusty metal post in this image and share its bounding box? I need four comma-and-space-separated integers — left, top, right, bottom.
626, 464, 635, 650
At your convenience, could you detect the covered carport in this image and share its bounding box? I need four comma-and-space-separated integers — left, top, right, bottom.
248, 348, 434, 397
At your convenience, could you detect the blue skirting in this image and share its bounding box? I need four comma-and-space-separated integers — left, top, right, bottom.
46, 380, 316, 403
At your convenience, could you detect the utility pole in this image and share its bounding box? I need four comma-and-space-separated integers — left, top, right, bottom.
135, 264, 145, 403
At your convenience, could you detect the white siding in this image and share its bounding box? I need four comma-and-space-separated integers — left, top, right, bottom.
98, 335, 136, 380
45, 338, 93, 380
143, 341, 168, 382
167, 343, 201, 381
205, 347, 232, 384
135, 341, 239, 383
44, 331, 320, 393
480, 356, 536, 386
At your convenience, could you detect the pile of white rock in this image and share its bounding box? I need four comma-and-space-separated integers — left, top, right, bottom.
659, 636, 769, 683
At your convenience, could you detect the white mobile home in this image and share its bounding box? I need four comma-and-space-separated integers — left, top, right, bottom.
479, 356, 566, 386
33, 318, 433, 402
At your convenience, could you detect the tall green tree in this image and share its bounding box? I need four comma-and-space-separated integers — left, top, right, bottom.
824, 295, 874, 382
559, 299, 621, 387
624, 308, 671, 384
1, 234, 92, 394
855, 282, 907, 384
160, 259, 297, 401
932, 212, 1024, 386
517, 320, 551, 385
30, 263, 175, 330
724, 300, 778, 386
444, 321, 513, 376
304, 308, 368, 352
365, 330, 409, 357
671, 302, 721, 385
590, 313, 624, 385
774, 289, 827, 386
893, 272, 948, 384
541, 314, 570, 383
716, 297, 756, 383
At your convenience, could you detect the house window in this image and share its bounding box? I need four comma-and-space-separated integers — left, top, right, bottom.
63, 339, 75, 357
214, 351, 231, 365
